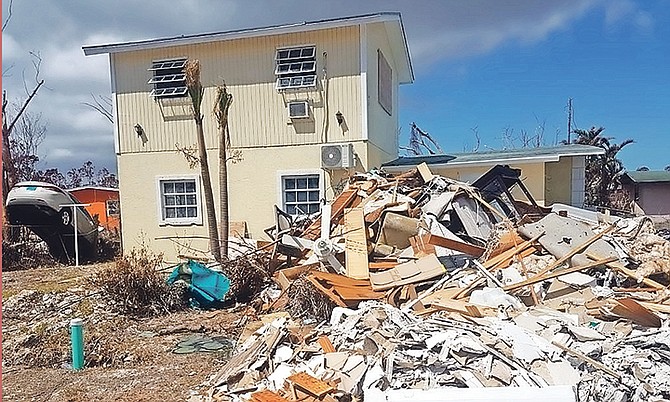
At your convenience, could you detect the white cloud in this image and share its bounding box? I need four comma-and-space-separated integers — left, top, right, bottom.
2, 0, 649, 174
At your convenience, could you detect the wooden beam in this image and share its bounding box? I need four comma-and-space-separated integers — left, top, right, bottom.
344, 207, 369, 279
423, 233, 485, 257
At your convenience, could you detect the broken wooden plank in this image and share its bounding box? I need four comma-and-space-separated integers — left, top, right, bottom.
369, 261, 399, 271
610, 298, 662, 327
482, 233, 543, 270
423, 233, 485, 257
318, 335, 336, 353
287, 372, 335, 398
302, 189, 360, 240
503, 257, 618, 292
251, 390, 291, 402
489, 230, 526, 258
344, 207, 369, 280
305, 275, 348, 307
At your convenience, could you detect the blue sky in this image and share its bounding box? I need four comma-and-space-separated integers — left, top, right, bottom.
2, 0, 669, 173
399, 1, 670, 170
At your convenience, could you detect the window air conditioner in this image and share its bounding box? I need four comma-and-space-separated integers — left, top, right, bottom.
321, 144, 354, 169
287, 101, 309, 119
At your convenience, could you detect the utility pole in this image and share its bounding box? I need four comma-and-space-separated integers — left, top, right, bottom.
567, 98, 573, 144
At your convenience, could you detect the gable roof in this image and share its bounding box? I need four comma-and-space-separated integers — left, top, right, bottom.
82, 12, 414, 83
622, 171, 670, 184
382, 144, 605, 169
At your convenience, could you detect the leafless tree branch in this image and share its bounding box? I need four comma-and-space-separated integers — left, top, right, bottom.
82, 94, 113, 123
2, 0, 14, 32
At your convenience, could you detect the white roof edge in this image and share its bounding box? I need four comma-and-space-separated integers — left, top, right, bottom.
83, 13, 402, 56
383, 147, 605, 171
68, 186, 119, 192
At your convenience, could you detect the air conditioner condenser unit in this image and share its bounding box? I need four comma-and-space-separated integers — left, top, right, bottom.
321, 144, 354, 169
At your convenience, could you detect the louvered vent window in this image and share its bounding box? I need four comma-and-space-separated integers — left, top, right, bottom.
149, 58, 188, 98
275, 46, 317, 90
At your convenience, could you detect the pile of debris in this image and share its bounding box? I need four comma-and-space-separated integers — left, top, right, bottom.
198, 164, 670, 401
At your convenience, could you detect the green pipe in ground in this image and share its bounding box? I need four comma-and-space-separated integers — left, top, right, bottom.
70, 318, 84, 370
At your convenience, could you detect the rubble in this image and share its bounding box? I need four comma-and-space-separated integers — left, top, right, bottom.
185, 163, 670, 401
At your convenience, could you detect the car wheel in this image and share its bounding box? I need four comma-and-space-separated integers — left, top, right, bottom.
61, 209, 71, 226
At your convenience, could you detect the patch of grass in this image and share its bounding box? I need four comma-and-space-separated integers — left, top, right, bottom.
2, 289, 19, 300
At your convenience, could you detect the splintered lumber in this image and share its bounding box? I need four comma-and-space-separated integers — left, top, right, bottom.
482, 233, 543, 270
503, 257, 618, 292
318, 335, 336, 353
489, 230, 526, 258
551, 341, 622, 379
302, 189, 360, 240
251, 390, 291, 402
344, 207, 369, 279
610, 298, 662, 327
423, 233, 485, 257
369, 261, 400, 271
287, 372, 335, 398
307, 271, 385, 306
586, 252, 666, 290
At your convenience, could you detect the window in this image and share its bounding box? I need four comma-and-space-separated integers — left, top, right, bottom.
106, 199, 120, 216
282, 174, 321, 216
275, 46, 317, 90
149, 58, 188, 99
157, 177, 202, 225
377, 50, 392, 115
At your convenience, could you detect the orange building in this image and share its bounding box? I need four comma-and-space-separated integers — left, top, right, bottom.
68, 186, 120, 235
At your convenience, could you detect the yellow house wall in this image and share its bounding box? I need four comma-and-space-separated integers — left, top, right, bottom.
429, 163, 548, 206
112, 26, 362, 154
118, 142, 368, 262
365, 22, 400, 164
545, 157, 573, 206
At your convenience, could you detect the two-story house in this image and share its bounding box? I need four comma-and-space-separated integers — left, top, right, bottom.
83, 13, 414, 260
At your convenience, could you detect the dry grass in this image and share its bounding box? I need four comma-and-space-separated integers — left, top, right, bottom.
90, 248, 188, 317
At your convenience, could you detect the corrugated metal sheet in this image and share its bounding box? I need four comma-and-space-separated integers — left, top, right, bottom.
114, 26, 361, 154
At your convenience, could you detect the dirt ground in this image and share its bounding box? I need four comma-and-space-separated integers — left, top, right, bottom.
2, 262, 255, 401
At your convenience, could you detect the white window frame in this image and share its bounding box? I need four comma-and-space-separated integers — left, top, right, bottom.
276, 169, 324, 217
275, 45, 317, 91
156, 175, 203, 226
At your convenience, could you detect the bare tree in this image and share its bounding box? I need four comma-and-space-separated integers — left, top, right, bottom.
82, 94, 113, 123
2, 53, 45, 206
185, 60, 221, 262
214, 83, 233, 258
400, 122, 444, 156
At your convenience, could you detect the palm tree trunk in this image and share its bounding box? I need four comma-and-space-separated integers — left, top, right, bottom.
194, 114, 222, 262
219, 120, 229, 258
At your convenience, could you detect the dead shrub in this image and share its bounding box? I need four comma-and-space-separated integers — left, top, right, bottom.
2, 230, 58, 271
286, 277, 335, 322
90, 248, 188, 317
218, 252, 272, 303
